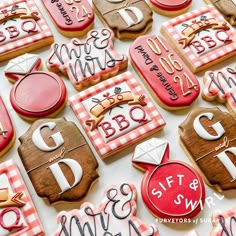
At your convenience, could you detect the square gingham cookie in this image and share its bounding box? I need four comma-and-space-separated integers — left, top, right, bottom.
69, 71, 165, 159
161, 5, 236, 73
0, 159, 44, 236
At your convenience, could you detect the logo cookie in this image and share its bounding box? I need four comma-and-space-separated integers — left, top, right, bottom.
179, 107, 236, 191
132, 138, 205, 220
55, 183, 158, 236
69, 71, 165, 158
18, 118, 99, 204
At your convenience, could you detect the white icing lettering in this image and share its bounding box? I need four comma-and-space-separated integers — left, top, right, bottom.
174, 194, 184, 205
151, 188, 162, 198
166, 176, 174, 188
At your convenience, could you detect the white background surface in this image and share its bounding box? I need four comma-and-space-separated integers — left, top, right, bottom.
0, 0, 236, 235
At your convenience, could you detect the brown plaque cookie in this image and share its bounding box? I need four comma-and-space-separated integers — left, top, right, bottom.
18, 118, 99, 204
92, 0, 153, 39
179, 107, 236, 191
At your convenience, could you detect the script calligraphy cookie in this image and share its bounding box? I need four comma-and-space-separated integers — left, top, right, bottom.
18, 118, 99, 204
161, 5, 236, 73
0, 97, 15, 157
130, 35, 199, 110
132, 138, 205, 220
0, 0, 53, 62
211, 207, 236, 236
47, 28, 128, 90
70, 71, 165, 159
202, 65, 236, 117
5, 53, 67, 121
42, 0, 94, 37
0, 160, 44, 236
92, 0, 153, 39
179, 107, 236, 191
55, 183, 158, 236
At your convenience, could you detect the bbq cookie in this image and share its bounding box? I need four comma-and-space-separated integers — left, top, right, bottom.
5, 53, 67, 121
55, 183, 158, 236
42, 0, 94, 37
130, 35, 199, 110
0, 0, 53, 62
92, 0, 153, 39
47, 28, 128, 90
18, 118, 99, 204
161, 5, 236, 73
179, 107, 236, 191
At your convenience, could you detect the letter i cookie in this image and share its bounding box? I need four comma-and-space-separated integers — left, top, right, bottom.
132, 138, 205, 220
0, 0, 53, 62
0, 160, 44, 235
202, 65, 236, 117
179, 107, 236, 191
4, 53, 67, 121
0, 97, 15, 157
18, 118, 99, 204
42, 0, 94, 37
161, 5, 236, 73
55, 183, 158, 236
69, 71, 165, 159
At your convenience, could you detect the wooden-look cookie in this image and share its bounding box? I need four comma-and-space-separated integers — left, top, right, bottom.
179, 107, 236, 191
18, 118, 99, 204
92, 0, 153, 39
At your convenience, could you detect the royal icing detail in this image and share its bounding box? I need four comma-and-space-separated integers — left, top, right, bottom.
42, 0, 94, 36
93, 0, 153, 39
0, 0, 53, 62
55, 183, 158, 236
0, 160, 44, 236
18, 118, 99, 204
5, 53, 67, 120
130, 35, 199, 109
161, 5, 236, 72
47, 28, 127, 90
132, 138, 205, 220
0, 97, 14, 157
203, 65, 236, 117
211, 207, 236, 236
69, 71, 165, 158
179, 107, 236, 191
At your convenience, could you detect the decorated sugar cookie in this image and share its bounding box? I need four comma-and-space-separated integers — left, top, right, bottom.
184, 230, 199, 236
0, 160, 44, 236
130, 35, 199, 110
0, 0, 53, 62
211, 207, 236, 236
202, 65, 236, 117
47, 28, 128, 90
18, 118, 99, 204
132, 138, 205, 220
5, 53, 67, 121
55, 183, 158, 236
0, 97, 15, 157
70, 71, 165, 159
179, 107, 236, 191
161, 5, 236, 73
42, 0, 94, 37
92, 0, 153, 39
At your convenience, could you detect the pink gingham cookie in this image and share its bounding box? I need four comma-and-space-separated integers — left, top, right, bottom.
69, 71, 165, 159
55, 183, 158, 236
0, 160, 44, 236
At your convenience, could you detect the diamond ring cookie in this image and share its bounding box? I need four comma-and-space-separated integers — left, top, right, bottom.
130, 35, 199, 110
18, 118, 99, 204
42, 0, 94, 37
69, 71, 165, 159
132, 138, 205, 220
47, 28, 128, 90
161, 5, 236, 73
0, 160, 44, 236
5, 53, 67, 121
0, 0, 53, 62
55, 183, 158, 236
179, 107, 236, 191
